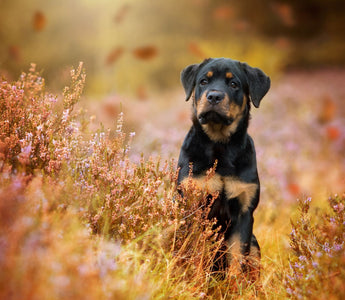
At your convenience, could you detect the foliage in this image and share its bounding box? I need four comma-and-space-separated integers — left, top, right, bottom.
285, 195, 345, 299
0, 65, 233, 299
0, 65, 343, 299
0, 62, 85, 174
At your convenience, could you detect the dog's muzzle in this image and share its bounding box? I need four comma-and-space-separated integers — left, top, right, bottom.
198, 111, 233, 125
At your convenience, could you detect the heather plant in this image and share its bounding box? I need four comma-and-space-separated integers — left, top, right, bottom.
0, 62, 85, 175
285, 194, 345, 299
0, 64, 249, 299
71, 123, 230, 295
2, 63, 343, 299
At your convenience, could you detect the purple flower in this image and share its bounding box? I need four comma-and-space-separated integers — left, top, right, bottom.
298, 255, 307, 262
316, 252, 322, 258
305, 197, 312, 204
334, 243, 343, 251
21, 144, 32, 154
294, 262, 304, 270
323, 242, 330, 253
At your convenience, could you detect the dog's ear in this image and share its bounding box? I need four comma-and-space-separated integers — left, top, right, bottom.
180, 63, 199, 101
241, 63, 270, 108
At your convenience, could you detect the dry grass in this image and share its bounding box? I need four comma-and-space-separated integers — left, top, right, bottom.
0, 64, 344, 299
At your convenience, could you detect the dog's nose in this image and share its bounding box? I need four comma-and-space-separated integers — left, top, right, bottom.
206, 91, 225, 104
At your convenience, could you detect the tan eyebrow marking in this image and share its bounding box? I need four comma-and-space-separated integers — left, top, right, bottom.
226, 72, 233, 79
206, 71, 213, 77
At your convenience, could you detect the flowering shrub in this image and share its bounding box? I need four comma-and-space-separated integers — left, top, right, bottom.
0, 64, 230, 299
0, 62, 85, 175
1, 63, 343, 299
285, 194, 345, 299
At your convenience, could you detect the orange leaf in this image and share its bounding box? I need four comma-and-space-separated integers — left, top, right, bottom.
213, 6, 234, 20
233, 20, 250, 32
8, 45, 21, 61
318, 95, 336, 124
103, 102, 119, 118
188, 42, 206, 59
275, 37, 291, 50
33, 11, 46, 32
326, 126, 340, 141
114, 4, 130, 24
132, 46, 158, 60
271, 3, 295, 27
288, 183, 300, 196
136, 86, 148, 101
105, 47, 124, 65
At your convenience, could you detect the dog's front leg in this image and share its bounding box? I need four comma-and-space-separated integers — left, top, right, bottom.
227, 210, 253, 264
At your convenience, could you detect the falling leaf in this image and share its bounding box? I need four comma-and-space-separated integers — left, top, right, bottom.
233, 20, 250, 32
8, 45, 21, 61
102, 95, 122, 118
103, 102, 119, 118
288, 182, 300, 196
271, 3, 295, 27
275, 37, 291, 50
114, 4, 130, 24
105, 47, 124, 65
212, 5, 234, 20
132, 46, 158, 60
326, 126, 340, 141
318, 95, 336, 124
188, 42, 206, 59
136, 86, 148, 101
33, 11, 47, 31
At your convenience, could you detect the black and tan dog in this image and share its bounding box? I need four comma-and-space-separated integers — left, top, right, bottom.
177, 58, 270, 275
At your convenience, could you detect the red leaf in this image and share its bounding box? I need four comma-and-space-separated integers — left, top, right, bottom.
326, 126, 340, 141
288, 183, 300, 196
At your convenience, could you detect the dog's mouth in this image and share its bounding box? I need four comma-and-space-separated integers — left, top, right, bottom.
198, 111, 233, 125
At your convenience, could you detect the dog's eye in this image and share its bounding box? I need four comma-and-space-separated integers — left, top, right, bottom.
200, 79, 208, 86
230, 81, 238, 89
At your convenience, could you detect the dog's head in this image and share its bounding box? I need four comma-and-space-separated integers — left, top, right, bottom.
181, 58, 270, 142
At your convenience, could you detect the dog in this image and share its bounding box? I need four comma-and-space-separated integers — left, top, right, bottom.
177, 58, 270, 276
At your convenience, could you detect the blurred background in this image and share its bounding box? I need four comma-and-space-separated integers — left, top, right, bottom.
1, 0, 345, 95
1, 0, 344, 200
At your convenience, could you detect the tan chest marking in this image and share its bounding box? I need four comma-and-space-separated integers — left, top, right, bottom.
180, 173, 222, 194
181, 174, 257, 212
223, 177, 258, 213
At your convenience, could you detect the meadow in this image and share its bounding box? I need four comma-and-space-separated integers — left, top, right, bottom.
0, 63, 344, 299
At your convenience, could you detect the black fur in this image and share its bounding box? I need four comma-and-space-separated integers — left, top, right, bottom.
177, 58, 270, 273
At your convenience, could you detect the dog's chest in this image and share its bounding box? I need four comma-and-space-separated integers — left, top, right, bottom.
181, 171, 257, 213
202, 142, 237, 173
